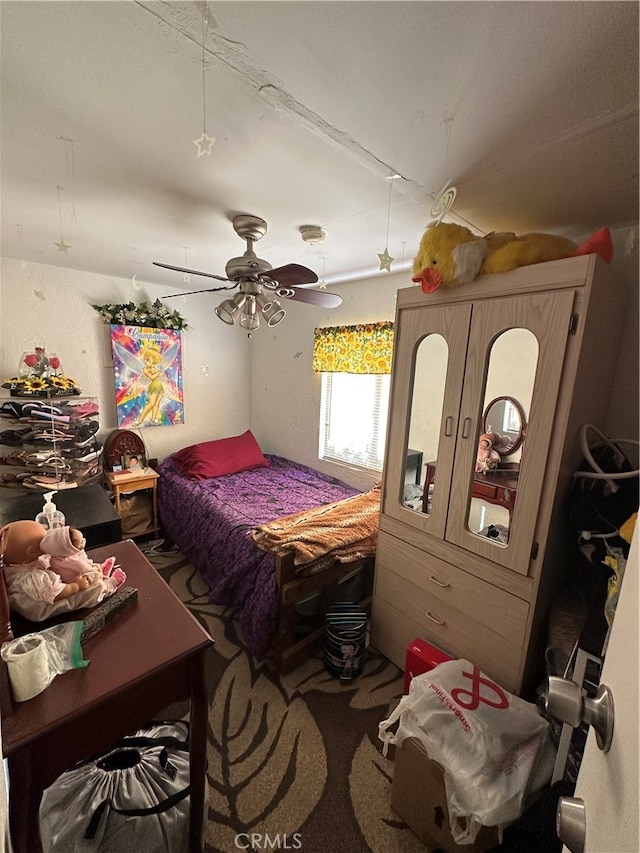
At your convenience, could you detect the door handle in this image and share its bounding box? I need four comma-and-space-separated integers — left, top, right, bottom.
545, 676, 614, 752
556, 796, 586, 853
461, 417, 472, 439
444, 415, 453, 437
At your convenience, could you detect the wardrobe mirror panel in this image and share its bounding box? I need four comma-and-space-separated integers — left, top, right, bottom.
404, 333, 448, 514
466, 327, 538, 545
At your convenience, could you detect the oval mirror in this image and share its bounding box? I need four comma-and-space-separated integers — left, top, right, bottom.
482, 396, 526, 456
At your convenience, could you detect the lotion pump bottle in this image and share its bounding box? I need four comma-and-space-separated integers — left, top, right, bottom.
35, 491, 66, 529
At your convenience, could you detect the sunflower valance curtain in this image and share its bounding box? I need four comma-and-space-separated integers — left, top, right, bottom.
312, 321, 394, 374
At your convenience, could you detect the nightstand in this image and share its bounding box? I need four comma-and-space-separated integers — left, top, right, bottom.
105, 468, 160, 539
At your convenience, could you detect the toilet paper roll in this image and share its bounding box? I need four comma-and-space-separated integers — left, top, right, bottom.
1, 633, 52, 702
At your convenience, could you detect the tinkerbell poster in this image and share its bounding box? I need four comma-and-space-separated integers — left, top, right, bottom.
110, 325, 184, 427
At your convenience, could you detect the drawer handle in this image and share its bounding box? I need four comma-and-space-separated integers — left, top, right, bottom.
425, 611, 446, 626
429, 575, 450, 588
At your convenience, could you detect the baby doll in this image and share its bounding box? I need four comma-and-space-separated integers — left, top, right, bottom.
1, 520, 124, 623
475, 433, 501, 474
40, 525, 125, 587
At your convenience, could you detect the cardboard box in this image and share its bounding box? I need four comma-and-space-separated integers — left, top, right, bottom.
404, 637, 453, 694
391, 737, 500, 853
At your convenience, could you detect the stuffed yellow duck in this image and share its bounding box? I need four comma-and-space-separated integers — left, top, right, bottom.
412, 222, 613, 294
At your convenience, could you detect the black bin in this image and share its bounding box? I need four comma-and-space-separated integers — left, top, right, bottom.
324, 601, 367, 680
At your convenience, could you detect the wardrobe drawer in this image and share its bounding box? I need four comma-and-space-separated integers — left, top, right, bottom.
376, 534, 528, 645
372, 595, 520, 693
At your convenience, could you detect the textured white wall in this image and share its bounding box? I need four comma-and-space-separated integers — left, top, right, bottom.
1, 224, 637, 482
249, 225, 639, 489
249, 268, 406, 491
0, 258, 251, 463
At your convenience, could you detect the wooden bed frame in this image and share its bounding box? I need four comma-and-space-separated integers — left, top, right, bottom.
274, 551, 375, 673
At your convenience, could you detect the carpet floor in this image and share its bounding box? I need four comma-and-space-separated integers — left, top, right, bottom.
139, 541, 429, 853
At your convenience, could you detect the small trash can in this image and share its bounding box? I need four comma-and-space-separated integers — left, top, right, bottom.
324, 601, 367, 680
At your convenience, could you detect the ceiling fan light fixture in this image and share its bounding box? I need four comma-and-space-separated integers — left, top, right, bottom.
256, 293, 286, 327
239, 295, 260, 331
240, 313, 260, 331
215, 292, 246, 325
266, 302, 286, 327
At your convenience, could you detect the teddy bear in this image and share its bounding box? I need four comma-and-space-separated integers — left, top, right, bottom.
412, 222, 613, 294
0, 520, 124, 623
475, 433, 501, 474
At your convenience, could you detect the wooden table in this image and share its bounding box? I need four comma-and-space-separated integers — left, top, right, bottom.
105, 468, 160, 538
2, 539, 214, 853
422, 460, 519, 516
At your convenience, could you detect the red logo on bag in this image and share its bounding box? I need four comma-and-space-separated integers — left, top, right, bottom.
450, 665, 509, 711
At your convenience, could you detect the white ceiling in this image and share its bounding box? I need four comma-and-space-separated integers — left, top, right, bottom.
1, 1, 638, 294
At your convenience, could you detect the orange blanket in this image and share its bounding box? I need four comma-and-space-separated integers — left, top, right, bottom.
250, 484, 380, 575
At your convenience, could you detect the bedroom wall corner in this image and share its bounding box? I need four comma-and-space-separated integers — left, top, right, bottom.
0, 257, 251, 462
250, 227, 640, 489
249, 267, 409, 491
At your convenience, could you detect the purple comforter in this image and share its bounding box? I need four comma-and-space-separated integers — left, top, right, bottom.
156, 454, 359, 658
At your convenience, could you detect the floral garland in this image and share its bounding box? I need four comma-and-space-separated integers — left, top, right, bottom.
92, 298, 188, 330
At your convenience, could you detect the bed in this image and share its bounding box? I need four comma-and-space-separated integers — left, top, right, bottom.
156, 450, 379, 672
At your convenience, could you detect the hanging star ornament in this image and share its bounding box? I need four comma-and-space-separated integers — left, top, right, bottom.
193, 132, 215, 158
378, 247, 394, 272
193, 8, 215, 158
318, 257, 327, 289
54, 186, 70, 252
377, 172, 398, 272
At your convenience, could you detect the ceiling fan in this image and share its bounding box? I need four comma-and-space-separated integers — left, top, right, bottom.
156, 214, 342, 332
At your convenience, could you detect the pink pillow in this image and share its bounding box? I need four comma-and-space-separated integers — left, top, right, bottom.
172, 430, 269, 480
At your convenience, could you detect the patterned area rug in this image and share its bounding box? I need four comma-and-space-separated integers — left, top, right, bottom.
140, 541, 428, 853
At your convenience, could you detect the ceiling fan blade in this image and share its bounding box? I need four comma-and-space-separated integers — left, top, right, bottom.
162, 284, 237, 298
263, 263, 318, 288
153, 261, 231, 283
277, 287, 342, 308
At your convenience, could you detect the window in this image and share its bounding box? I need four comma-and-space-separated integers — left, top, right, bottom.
319, 371, 390, 472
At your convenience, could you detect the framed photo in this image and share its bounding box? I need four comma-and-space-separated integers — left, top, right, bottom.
123, 452, 146, 471
111, 463, 123, 473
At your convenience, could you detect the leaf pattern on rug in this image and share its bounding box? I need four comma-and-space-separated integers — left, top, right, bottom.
205, 652, 327, 852
350, 732, 428, 852
144, 542, 419, 853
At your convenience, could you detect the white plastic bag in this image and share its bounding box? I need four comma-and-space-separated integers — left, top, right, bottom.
38, 721, 190, 853
379, 659, 555, 844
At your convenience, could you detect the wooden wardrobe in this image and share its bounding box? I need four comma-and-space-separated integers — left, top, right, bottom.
371, 254, 626, 696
